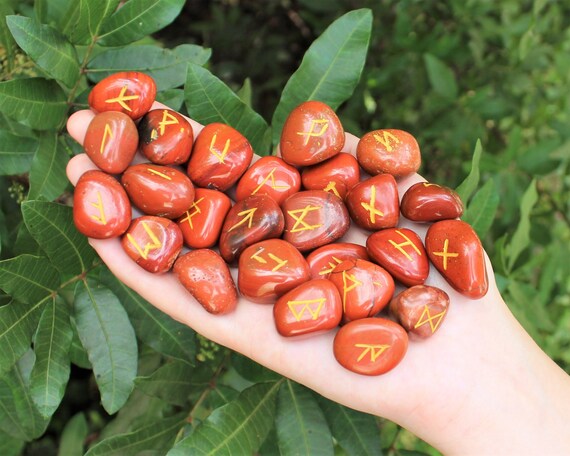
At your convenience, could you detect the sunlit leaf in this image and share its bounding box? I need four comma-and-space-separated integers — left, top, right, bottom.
28, 132, 69, 201
135, 360, 194, 406
455, 139, 482, 203
462, 178, 499, 238
58, 412, 88, 456
423, 53, 458, 100
0, 131, 38, 176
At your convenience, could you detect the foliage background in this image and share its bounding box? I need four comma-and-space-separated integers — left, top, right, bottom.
0, 0, 569, 454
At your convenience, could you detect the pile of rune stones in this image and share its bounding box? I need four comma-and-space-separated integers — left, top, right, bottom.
73, 72, 488, 376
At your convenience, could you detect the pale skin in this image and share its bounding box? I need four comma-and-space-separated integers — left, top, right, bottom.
67, 103, 570, 455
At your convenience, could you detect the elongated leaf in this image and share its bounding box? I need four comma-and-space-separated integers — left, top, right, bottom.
28, 132, 69, 201
0, 131, 38, 175
185, 63, 271, 155
271, 9, 372, 146
0, 78, 68, 130
156, 89, 184, 111
462, 178, 499, 238
456, 139, 482, 203
0, 255, 59, 305
6, 16, 80, 88
423, 53, 458, 100
0, 4, 16, 72
276, 380, 333, 455
22, 200, 97, 275
69, 0, 121, 44
87, 44, 211, 90
74, 280, 138, 414
168, 381, 281, 455
30, 295, 72, 418
98, 0, 185, 47
69, 320, 91, 369
0, 430, 25, 456
58, 412, 88, 456
0, 111, 35, 138
135, 360, 195, 406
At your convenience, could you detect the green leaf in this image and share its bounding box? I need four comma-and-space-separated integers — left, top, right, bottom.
34, 0, 48, 23
237, 78, 252, 107
462, 179, 499, 239
6, 15, 80, 88
74, 280, 138, 414
69, 0, 121, 44
87, 44, 211, 90
98, 0, 185, 47
0, 430, 25, 456
0, 4, 16, 72
455, 139, 482, 203
156, 89, 184, 111
85, 413, 185, 456
423, 53, 458, 100
69, 320, 91, 370
0, 78, 68, 130
168, 381, 282, 455
28, 132, 69, 201
275, 380, 333, 455
519, 27, 538, 61
135, 360, 195, 406
271, 9, 372, 146
184, 62, 271, 155
0, 255, 59, 305
58, 412, 88, 456
22, 200, 97, 275
231, 352, 282, 383
30, 295, 72, 418
0, 130, 38, 175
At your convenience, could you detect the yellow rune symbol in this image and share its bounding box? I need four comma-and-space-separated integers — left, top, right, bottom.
227, 208, 257, 233
89, 191, 107, 225
250, 247, 288, 272
414, 305, 447, 334
423, 182, 439, 188
323, 181, 341, 198
297, 119, 329, 145
287, 205, 323, 233
318, 256, 343, 276
355, 344, 391, 363
126, 221, 162, 260
100, 123, 113, 154
179, 197, 205, 230
360, 186, 384, 223
157, 110, 180, 135
341, 270, 363, 311
147, 168, 172, 180
288, 298, 326, 321
372, 130, 401, 152
251, 167, 290, 195
104, 85, 139, 112
432, 238, 459, 271
209, 134, 231, 163
388, 230, 422, 261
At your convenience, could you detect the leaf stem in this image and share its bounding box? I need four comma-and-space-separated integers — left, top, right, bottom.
66, 35, 99, 107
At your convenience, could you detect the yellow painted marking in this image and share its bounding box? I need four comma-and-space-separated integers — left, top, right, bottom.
250, 247, 288, 271
388, 229, 422, 262
372, 130, 401, 152
432, 238, 459, 271
150, 129, 159, 141
323, 181, 341, 198
341, 270, 363, 311
360, 186, 384, 223
288, 298, 326, 321
251, 167, 289, 195
296, 119, 329, 145
355, 344, 391, 363
209, 134, 231, 163
318, 256, 343, 276
104, 85, 139, 112
126, 221, 162, 260
178, 197, 205, 230
423, 182, 439, 187
147, 168, 172, 180
227, 207, 257, 232
157, 110, 179, 135
89, 191, 107, 225
287, 205, 323, 233
414, 305, 447, 334
100, 123, 113, 154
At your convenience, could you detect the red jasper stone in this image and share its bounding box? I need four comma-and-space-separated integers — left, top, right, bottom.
238, 239, 311, 304
173, 249, 238, 315
333, 318, 408, 376
176, 188, 231, 249
390, 285, 449, 338
357, 129, 421, 178
122, 216, 183, 273
282, 190, 350, 252
366, 228, 429, 286
219, 194, 284, 263
138, 109, 193, 165
301, 152, 360, 200
345, 174, 399, 230
306, 243, 369, 279
280, 101, 345, 166
88, 71, 156, 120
73, 170, 131, 239
235, 156, 301, 205
401, 182, 463, 222
122, 163, 194, 219
83, 111, 138, 174
273, 279, 342, 337
426, 220, 488, 299
329, 259, 395, 323
188, 123, 253, 191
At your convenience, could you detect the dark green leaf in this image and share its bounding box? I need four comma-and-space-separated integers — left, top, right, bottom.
28, 132, 69, 201
455, 139, 482, 203
271, 9, 372, 146
34, 0, 48, 23
168, 381, 282, 455
0, 111, 36, 138
184, 63, 271, 155
156, 89, 184, 111
237, 78, 252, 107
0, 130, 38, 175
69, 0, 121, 44
462, 179, 499, 239
423, 53, 458, 100
0, 255, 59, 304
58, 412, 88, 456
98, 0, 185, 47
74, 280, 138, 414
231, 352, 282, 383
6, 15, 80, 88
275, 380, 333, 455
14, 221, 43, 257
0, 430, 25, 456
135, 360, 194, 406
0, 78, 68, 130
69, 319, 91, 369
0, 4, 16, 72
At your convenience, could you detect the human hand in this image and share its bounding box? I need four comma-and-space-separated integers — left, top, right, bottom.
66, 103, 570, 455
